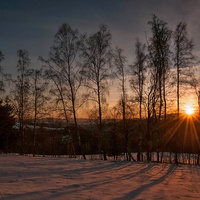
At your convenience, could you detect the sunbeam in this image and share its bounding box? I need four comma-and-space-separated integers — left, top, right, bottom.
190, 115, 200, 151
162, 114, 186, 148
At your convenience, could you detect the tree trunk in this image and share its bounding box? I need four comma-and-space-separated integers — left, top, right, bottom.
159, 74, 162, 120
33, 113, 36, 157
197, 153, 199, 165
147, 97, 151, 162
157, 151, 159, 163
97, 82, 107, 160
33, 76, 37, 157
175, 65, 180, 165
71, 85, 86, 160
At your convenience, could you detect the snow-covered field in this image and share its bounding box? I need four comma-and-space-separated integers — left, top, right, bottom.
1, 154, 200, 200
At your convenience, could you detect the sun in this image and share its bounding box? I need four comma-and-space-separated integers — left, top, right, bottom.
185, 105, 194, 115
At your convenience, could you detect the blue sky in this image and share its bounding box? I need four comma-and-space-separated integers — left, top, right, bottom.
1, 0, 200, 74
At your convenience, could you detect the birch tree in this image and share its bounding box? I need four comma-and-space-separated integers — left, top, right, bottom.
148, 15, 171, 120
114, 47, 132, 160
40, 23, 86, 159
173, 22, 195, 164
174, 22, 195, 116
130, 39, 147, 161
147, 15, 171, 162
81, 25, 112, 160
13, 50, 32, 155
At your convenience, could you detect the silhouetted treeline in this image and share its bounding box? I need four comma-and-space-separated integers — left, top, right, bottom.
1, 115, 200, 163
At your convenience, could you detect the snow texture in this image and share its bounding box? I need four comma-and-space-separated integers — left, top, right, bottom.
0, 154, 200, 199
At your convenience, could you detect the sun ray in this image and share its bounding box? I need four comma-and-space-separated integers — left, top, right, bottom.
190, 116, 200, 151
191, 113, 200, 123
162, 114, 186, 148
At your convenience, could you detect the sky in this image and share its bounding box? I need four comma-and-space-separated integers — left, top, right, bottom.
1, 0, 200, 72
1, 0, 200, 114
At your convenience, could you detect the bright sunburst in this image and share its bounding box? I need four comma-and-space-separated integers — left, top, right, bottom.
185, 105, 194, 115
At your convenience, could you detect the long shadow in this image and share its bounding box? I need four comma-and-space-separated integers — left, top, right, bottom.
61, 160, 134, 176
4, 163, 172, 200
116, 163, 157, 181
1, 160, 133, 181
58, 163, 158, 196
4, 163, 157, 200
116, 164, 177, 200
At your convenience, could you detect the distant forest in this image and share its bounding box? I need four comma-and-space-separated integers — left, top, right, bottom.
0, 14, 200, 164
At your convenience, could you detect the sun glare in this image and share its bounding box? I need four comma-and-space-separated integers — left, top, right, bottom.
185, 105, 194, 115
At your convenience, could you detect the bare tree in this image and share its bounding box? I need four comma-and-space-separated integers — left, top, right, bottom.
148, 14, 172, 120
113, 47, 131, 160
173, 22, 195, 164
130, 39, 146, 120
81, 25, 112, 160
174, 22, 195, 116
130, 39, 147, 161
40, 23, 86, 159
148, 15, 172, 162
12, 50, 32, 155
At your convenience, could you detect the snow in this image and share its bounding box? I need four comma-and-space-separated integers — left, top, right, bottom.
13, 123, 65, 131
1, 154, 200, 199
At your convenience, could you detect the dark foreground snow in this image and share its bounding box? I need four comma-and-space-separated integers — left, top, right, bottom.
0, 154, 200, 200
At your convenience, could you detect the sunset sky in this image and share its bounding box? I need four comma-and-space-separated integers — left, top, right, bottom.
1, 0, 200, 117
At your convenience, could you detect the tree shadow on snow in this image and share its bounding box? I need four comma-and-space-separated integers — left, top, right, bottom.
116, 164, 177, 200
